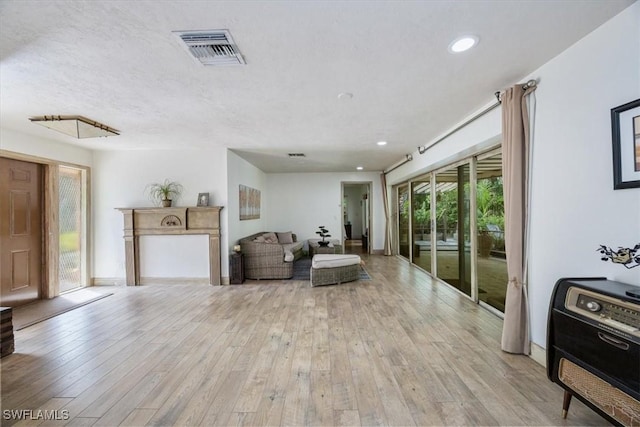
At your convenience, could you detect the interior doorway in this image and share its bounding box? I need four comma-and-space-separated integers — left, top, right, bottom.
342, 182, 372, 255
0, 157, 43, 307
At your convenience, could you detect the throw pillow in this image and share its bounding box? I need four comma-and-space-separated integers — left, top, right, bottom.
262, 232, 278, 243
253, 236, 266, 243
276, 231, 294, 244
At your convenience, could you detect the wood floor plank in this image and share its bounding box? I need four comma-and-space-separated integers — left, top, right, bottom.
390, 365, 446, 425
307, 370, 333, 426
118, 409, 156, 427
169, 344, 239, 426
327, 320, 356, 411
363, 344, 415, 426
1, 254, 608, 427
333, 409, 361, 427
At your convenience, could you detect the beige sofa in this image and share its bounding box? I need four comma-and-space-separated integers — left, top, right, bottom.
239, 232, 303, 279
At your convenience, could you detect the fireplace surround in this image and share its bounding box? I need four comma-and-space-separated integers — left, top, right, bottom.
117, 206, 223, 285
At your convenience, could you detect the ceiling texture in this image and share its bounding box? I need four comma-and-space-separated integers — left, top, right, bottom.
0, 0, 634, 173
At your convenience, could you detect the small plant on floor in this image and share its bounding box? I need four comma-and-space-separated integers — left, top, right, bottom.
316, 226, 331, 246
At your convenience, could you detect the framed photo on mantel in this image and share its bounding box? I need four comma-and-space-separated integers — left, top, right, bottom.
611, 98, 640, 189
197, 192, 209, 207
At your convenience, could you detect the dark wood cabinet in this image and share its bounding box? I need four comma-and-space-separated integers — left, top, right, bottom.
1, 307, 14, 358
345, 224, 352, 239
548, 278, 639, 425
230, 253, 244, 284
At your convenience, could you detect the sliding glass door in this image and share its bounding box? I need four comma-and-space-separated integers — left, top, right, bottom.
434, 163, 471, 296
395, 149, 508, 314
398, 184, 410, 259
476, 152, 507, 311
411, 177, 431, 272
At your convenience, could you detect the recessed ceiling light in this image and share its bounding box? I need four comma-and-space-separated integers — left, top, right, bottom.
448, 35, 478, 53
338, 92, 353, 100
356, 166, 363, 170
377, 141, 387, 146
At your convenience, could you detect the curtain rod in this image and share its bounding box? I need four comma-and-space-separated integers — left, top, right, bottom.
383, 153, 413, 175
417, 79, 536, 155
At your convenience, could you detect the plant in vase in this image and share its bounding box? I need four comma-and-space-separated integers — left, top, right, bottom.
146, 179, 183, 207
315, 226, 331, 247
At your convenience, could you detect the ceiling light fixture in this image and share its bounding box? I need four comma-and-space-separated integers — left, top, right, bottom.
29, 115, 119, 138
448, 35, 478, 53
377, 141, 387, 146
356, 166, 364, 170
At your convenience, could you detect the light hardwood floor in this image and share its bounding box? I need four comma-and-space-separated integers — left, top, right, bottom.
1, 254, 605, 426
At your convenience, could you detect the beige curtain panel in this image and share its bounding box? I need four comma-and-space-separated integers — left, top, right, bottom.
501, 83, 537, 354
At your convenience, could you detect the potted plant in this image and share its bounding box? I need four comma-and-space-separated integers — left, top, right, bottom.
315, 226, 331, 247
146, 179, 183, 207
477, 226, 493, 258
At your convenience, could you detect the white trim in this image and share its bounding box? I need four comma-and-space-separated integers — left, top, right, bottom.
529, 341, 546, 367
92, 277, 126, 286
92, 277, 224, 286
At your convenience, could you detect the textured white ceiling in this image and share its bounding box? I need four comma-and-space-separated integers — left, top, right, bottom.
0, 0, 634, 172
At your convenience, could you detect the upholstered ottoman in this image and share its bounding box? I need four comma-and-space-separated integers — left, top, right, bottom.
310, 254, 361, 287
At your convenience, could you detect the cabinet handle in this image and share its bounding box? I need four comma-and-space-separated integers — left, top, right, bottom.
597, 332, 629, 351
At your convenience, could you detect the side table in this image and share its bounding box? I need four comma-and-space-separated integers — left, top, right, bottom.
308, 239, 343, 257
229, 253, 244, 284
1, 307, 14, 358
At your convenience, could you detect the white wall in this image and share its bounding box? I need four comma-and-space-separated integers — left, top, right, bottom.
266, 172, 384, 251
384, 2, 640, 352
227, 151, 268, 248
1, 128, 93, 166
92, 148, 229, 281
526, 2, 640, 346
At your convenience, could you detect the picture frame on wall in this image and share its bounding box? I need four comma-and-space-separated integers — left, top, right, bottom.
239, 185, 260, 220
197, 192, 209, 206
611, 98, 640, 189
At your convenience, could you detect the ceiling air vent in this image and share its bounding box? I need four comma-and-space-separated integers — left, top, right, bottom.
174, 29, 245, 66
288, 153, 306, 158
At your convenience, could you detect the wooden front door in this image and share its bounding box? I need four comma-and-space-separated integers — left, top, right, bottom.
0, 158, 43, 307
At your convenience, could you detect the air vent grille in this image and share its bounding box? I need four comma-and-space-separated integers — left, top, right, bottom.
288, 153, 306, 157
174, 30, 245, 66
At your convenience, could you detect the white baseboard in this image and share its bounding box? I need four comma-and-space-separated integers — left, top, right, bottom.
139, 277, 210, 285
92, 277, 228, 286
529, 341, 547, 368
92, 277, 126, 286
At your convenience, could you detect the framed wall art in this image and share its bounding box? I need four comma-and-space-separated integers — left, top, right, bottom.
239, 185, 260, 220
611, 98, 640, 189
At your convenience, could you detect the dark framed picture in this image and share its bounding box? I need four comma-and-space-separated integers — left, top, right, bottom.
611, 98, 640, 189
197, 192, 209, 206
